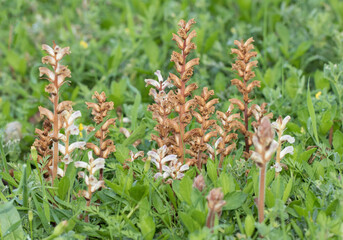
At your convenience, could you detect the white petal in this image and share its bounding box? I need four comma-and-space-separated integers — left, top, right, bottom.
176, 172, 185, 179
68, 111, 82, 125
134, 151, 144, 159
272, 162, 282, 173
92, 164, 104, 174
74, 161, 89, 169
280, 146, 294, 159
265, 140, 278, 160
271, 122, 279, 131
145, 79, 160, 88
179, 164, 189, 172
56, 167, 64, 177
92, 158, 105, 168
161, 155, 178, 164
78, 171, 85, 179
154, 70, 163, 82
147, 150, 160, 162
88, 151, 94, 162
69, 141, 86, 153
162, 165, 170, 172
129, 151, 134, 161
58, 143, 66, 155
282, 116, 291, 129
67, 124, 79, 135
252, 135, 262, 153
151, 159, 160, 169
159, 145, 168, 158
91, 180, 104, 192
280, 135, 295, 144
154, 172, 163, 179
62, 154, 73, 164
162, 81, 173, 89
163, 172, 170, 179
215, 137, 222, 149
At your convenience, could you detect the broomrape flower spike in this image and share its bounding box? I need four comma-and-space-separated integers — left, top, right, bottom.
168, 18, 200, 164
271, 115, 294, 177
147, 145, 178, 179
37, 42, 72, 183
146, 70, 174, 149
251, 117, 278, 223
86, 91, 116, 181
229, 38, 272, 159
75, 151, 105, 222
206, 188, 226, 229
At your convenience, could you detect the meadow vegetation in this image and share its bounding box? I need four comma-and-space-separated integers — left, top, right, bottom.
1, 0, 343, 239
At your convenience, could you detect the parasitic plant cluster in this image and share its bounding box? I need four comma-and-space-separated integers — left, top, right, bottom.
86, 91, 116, 181
31, 19, 298, 231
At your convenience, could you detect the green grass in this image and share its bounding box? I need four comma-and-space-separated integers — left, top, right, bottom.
1, 0, 343, 239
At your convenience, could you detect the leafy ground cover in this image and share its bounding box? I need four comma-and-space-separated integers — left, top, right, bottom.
1, 0, 343, 239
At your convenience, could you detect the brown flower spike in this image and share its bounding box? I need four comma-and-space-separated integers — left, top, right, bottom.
206, 188, 226, 229
38, 42, 71, 183
168, 19, 200, 164
230, 38, 271, 159
86, 91, 116, 180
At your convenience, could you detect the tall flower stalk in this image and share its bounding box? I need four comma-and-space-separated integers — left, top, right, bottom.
38, 42, 71, 183
168, 19, 200, 164
251, 117, 278, 223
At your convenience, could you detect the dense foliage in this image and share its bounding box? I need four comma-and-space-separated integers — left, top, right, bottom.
1, 0, 343, 239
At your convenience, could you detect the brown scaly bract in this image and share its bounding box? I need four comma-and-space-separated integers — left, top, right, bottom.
187, 87, 219, 168
37, 42, 72, 182
229, 37, 271, 159
168, 19, 200, 164
85, 91, 116, 180
33, 120, 53, 177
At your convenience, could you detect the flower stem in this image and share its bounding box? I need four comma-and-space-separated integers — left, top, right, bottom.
258, 164, 266, 223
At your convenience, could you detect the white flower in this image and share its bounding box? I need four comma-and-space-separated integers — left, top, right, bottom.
62, 154, 73, 164
75, 151, 105, 176
162, 161, 189, 180
280, 135, 295, 144
147, 145, 177, 169
78, 172, 104, 193
67, 124, 80, 135
280, 146, 294, 159
144, 70, 173, 90
49, 166, 64, 177
67, 111, 82, 126
271, 162, 282, 173
272, 115, 291, 132
69, 141, 86, 153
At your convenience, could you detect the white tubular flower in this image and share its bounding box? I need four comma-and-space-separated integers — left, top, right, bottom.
69, 141, 86, 153
75, 151, 105, 176
67, 124, 79, 135
50, 166, 64, 177
144, 70, 173, 91
280, 135, 295, 144
147, 145, 177, 169
280, 146, 294, 159
271, 162, 282, 173
58, 143, 66, 155
162, 160, 189, 180
67, 111, 82, 126
62, 154, 72, 164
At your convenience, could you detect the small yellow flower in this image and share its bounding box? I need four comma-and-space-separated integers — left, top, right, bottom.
0, 97, 2, 104
80, 40, 88, 49
315, 91, 322, 99
301, 127, 305, 133
79, 123, 84, 137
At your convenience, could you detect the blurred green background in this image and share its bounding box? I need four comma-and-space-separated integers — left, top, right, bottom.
1, 0, 343, 155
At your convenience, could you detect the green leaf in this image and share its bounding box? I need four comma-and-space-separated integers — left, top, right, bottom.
179, 212, 200, 233
319, 109, 333, 135
299, 148, 317, 163
109, 78, 127, 107
307, 83, 319, 144
129, 184, 148, 202
114, 144, 130, 163
207, 160, 217, 184
0, 202, 25, 240
223, 191, 247, 210
144, 40, 159, 68
282, 177, 293, 203
57, 176, 70, 200
333, 130, 343, 155
244, 215, 255, 237
314, 70, 330, 90
179, 175, 192, 205
138, 216, 155, 240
